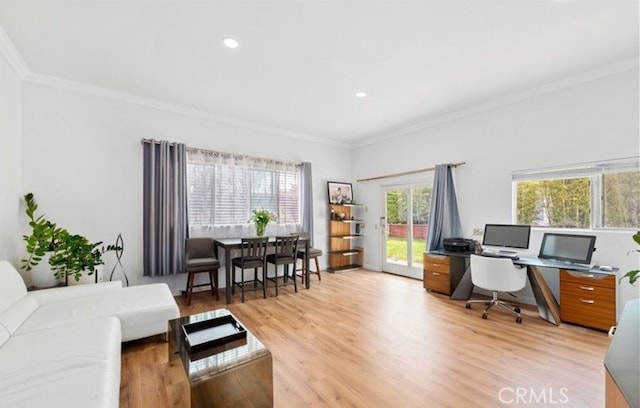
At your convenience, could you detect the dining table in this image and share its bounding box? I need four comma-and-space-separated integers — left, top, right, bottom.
214, 236, 311, 304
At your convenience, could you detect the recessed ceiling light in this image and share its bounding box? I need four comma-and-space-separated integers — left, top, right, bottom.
223, 37, 239, 49
355, 91, 367, 98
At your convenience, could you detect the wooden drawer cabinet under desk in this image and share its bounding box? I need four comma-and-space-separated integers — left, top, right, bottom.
560, 270, 616, 331
424, 254, 450, 294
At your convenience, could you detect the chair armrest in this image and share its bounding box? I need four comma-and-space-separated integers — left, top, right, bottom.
27, 281, 123, 305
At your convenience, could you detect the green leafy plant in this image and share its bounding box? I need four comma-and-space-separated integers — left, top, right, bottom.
21, 193, 67, 271
249, 208, 276, 237
619, 231, 640, 285
21, 193, 120, 283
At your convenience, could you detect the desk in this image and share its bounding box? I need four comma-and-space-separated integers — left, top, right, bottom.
215, 237, 310, 304
427, 250, 617, 327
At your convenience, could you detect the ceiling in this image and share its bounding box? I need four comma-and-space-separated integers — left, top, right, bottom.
0, 1, 637, 146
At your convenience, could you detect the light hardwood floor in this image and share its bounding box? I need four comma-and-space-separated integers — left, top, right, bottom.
120, 270, 611, 407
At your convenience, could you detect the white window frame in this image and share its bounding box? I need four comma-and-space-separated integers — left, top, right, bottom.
512, 156, 640, 230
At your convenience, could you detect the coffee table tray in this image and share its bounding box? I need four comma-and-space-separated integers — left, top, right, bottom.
182, 314, 247, 360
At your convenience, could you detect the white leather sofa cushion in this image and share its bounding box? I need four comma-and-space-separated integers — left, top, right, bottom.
17, 284, 179, 341
0, 296, 38, 335
29, 280, 122, 305
0, 260, 28, 314
115, 283, 180, 342
0, 316, 121, 408
0, 325, 9, 349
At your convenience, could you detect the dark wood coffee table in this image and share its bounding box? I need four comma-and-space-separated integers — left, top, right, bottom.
168, 309, 273, 408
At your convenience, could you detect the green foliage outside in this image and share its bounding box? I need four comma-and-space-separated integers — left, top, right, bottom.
386, 237, 425, 264
517, 178, 590, 228
386, 187, 431, 224
603, 172, 640, 228
517, 172, 640, 229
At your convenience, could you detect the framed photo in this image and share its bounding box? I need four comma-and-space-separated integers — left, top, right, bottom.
327, 181, 353, 204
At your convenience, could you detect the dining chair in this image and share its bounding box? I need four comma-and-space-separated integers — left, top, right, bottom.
266, 235, 300, 296
184, 237, 219, 305
293, 233, 322, 284
231, 237, 269, 303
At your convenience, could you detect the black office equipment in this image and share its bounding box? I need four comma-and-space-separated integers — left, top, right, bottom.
538, 233, 597, 265
443, 238, 477, 252
482, 224, 531, 250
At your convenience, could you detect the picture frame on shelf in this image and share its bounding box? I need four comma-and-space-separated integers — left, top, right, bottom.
327, 181, 353, 204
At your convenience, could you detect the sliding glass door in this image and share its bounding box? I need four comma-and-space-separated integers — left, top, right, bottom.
382, 183, 432, 279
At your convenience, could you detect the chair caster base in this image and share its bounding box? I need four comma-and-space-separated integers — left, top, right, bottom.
516, 317, 522, 323
482, 313, 488, 320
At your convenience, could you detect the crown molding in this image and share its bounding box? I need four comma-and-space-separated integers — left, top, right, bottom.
354, 58, 640, 148
24, 73, 351, 149
0, 24, 30, 79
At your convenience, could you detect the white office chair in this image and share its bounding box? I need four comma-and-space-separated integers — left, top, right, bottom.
465, 254, 527, 323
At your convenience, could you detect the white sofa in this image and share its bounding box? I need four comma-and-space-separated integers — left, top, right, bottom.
0, 260, 180, 408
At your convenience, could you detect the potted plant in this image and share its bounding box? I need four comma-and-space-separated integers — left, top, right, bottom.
49, 231, 105, 284
22, 193, 65, 270
21, 193, 68, 287
21, 193, 119, 286
619, 231, 640, 285
249, 208, 275, 237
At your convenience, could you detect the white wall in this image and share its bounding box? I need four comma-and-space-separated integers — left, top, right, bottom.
352, 69, 640, 315
20, 82, 351, 293
0, 53, 22, 272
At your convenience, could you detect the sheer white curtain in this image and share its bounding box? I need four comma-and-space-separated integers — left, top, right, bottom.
186, 148, 302, 239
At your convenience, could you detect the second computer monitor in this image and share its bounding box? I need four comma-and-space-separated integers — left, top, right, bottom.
482, 224, 531, 249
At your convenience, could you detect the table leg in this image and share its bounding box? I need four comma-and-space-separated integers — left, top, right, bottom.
527, 266, 561, 325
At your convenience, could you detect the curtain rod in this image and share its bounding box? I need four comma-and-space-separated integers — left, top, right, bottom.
356, 162, 466, 182
140, 138, 302, 166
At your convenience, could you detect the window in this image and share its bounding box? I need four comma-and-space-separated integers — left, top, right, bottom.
513, 157, 640, 229
186, 151, 301, 228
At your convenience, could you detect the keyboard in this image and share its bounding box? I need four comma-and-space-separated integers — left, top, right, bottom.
481, 250, 519, 260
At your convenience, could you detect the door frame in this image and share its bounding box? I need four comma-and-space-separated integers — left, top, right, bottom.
381, 180, 431, 279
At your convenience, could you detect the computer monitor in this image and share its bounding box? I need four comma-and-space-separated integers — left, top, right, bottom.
482, 224, 531, 249
538, 233, 597, 265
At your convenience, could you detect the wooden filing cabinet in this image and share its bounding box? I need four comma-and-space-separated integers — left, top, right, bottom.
423, 253, 451, 294
560, 270, 616, 331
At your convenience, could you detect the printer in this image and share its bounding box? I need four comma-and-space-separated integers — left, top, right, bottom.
443, 238, 477, 253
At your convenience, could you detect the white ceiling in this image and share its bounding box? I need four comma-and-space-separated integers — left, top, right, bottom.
0, 1, 638, 146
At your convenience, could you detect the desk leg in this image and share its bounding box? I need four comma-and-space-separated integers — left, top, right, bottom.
450, 268, 474, 300
527, 266, 560, 326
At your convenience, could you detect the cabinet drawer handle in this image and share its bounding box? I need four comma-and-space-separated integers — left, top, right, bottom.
432, 272, 440, 276
579, 286, 595, 291
579, 273, 595, 278
432, 263, 439, 267
579, 299, 595, 304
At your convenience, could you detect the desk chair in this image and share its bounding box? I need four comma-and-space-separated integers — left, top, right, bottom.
266, 235, 299, 296
231, 237, 269, 303
465, 254, 527, 323
184, 237, 220, 306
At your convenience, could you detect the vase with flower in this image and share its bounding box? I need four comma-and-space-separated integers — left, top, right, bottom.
249, 208, 275, 237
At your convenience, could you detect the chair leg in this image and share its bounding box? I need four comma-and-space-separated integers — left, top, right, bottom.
314, 256, 321, 281
214, 268, 220, 301
300, 259, 306, 285
291, 264, 297, 293
261, 267, 267, 299
241, 269, 245, 303
274, 266, 279, 297
186, 271, 195, 306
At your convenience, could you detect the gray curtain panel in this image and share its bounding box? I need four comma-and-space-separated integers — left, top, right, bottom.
301, 162, 314, 246
143, 140, 188, 276
426, 164, 463, 251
